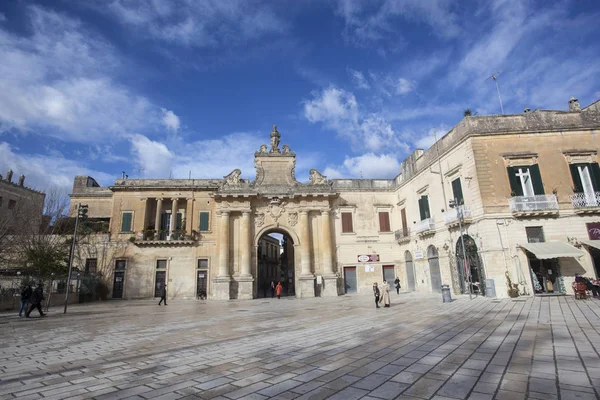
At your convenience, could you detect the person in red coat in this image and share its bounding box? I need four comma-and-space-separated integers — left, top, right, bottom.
275, 282, 283, 299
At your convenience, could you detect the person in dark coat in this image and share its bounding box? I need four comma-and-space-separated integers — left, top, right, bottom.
373, 283, 380, 309
158, 284, 168, 305
270, 281, 275, 299
394, 277, 401, 294
25, 283, 46, 318
19, 285, 32, 317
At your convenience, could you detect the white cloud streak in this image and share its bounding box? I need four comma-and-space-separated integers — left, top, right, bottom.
325, 153, 401, 179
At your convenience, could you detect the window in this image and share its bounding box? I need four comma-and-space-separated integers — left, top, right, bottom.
451, 178, 464, 205
156, 259, 167, 269
507, 165, 544, 197
570, 163, 600, 195
526, 227, 545, 243
85, 258, 97, 274
121, 211, 133, 232
378, 211, 391, 232
341, 212, 354, 233
199, 211, 210, 231
115, 260, 127, 270
198, 259, 209, 269
8, 199, 16, 210
418, 195, 430, 221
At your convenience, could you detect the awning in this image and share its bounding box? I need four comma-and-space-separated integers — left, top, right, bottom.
518, 242, 585, 259
581, 240, 600, 251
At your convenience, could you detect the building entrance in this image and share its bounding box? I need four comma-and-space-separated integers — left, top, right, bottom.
456, 235, 486, 296
257, 231, 295, 298
528, 254, 562, 294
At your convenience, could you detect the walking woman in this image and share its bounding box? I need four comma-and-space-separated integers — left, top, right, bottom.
275, 282, 283, 299
394, 277, 401, 294
380, 280, 391, 308
373, 283, 380, 309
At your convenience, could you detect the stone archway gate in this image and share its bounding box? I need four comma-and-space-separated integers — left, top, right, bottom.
211, 126, 340, 300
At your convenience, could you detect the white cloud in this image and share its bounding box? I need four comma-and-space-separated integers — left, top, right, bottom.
129, 134, 174, 178
0, 13, 6, 22
0, 142, 113, 195
0, 6, 166, 142
348, 68, 370, 89
325, 153, 401, 179
161, 109, 180, 132
396, 78, 415, 95
335, 0, 460, 47
304, 86, 409, 153
103, 0, 286, 48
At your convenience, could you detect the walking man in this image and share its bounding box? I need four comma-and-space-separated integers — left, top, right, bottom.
270, 281, 276, 298
373, 283, 380, 309
394, 277, 401, 295
158, 284, 168, 306
19, 284, 32, 317
25, 283, 46, 318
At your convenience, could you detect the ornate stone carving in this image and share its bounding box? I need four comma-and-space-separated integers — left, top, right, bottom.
282, 144, 291, 154
288, 212, 298, 226
309, 169, 327, 185
259, 144, 268, 153
223, 169, 242, 185
255, 212, 265, 227
270, 125, 281, 153
268, 197, 286, 223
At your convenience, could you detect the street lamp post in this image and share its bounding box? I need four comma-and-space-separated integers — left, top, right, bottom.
64, 203, 87, 314
450, 199, 472, 300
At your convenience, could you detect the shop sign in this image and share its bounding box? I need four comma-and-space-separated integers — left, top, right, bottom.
587, 223, 600, 240
357, 254, 379, 262
414, 250, 424, 259
364, 265, 375, 272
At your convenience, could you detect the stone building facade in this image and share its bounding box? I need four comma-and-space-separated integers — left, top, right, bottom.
70, 98, 600, 300
0, 171, 45, 236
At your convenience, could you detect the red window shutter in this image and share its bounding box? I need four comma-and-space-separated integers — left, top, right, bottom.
342, 212, 353, 233
379, 212, 390, 232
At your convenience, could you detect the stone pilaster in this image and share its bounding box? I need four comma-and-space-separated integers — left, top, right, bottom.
170, 198, 178, 238
321, 210, 339, 296
214, 211, 231, 300
186, 198, 193, 235
237, 211, 254, 299
298, 210, 315, 298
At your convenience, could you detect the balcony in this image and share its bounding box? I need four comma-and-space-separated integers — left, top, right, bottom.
508, 195, 558, 217
394, 228, 411, 244
570, 192, 600, 214
134, 230, 198, 246
444, 205, 472, 228
414, 218, 435, 236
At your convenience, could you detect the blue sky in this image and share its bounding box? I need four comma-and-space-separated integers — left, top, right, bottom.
1, 0, 599, 194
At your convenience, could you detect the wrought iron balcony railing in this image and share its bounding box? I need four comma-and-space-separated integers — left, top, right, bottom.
508, 194, 558, 214
570, 192, 600, 209
394, 228, 410, 242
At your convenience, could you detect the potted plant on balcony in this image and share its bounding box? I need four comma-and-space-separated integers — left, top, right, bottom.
143, 228, 156, 240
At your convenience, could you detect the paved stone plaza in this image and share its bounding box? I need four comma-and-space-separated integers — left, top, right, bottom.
1, 293, 599, 400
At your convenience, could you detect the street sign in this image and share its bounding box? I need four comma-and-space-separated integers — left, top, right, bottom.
414, 250, 424, 259
357, 254, 379, 262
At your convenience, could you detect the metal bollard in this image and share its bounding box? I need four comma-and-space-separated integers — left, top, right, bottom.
441, 284, 452, 303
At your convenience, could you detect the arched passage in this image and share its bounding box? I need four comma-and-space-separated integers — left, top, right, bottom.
428, 245, 442, 293
405, 251, 415, 291
456, 235, 486, 295
254, 225, 297, 298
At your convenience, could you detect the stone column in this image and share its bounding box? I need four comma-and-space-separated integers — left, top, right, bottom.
154, 198, 163, 236
321, 209, 339, 297
213, 210, 231, 300
186, 198, 194, 236
170, 198, 178, 239
237, 210, 254, 299
297, 210, 315, 298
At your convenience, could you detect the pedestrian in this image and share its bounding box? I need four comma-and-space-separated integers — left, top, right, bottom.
25, 283, 46, 318
270, 281, 275, 298
276, 282, 283, 299
380, 280, 391, 308
19, 284, 32, 317
158, 284, 168, 306
394, 277, 401, 294
373, 282, 380, 308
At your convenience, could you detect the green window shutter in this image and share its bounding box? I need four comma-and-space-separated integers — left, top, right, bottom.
121, 212, 132, 232
528, 164, 545, 195
199, 212, 209, 231
506, 167, 522, 196
570, 164, 584, 193
451, 178, 464, 205
589, 163, 600, 192
422, 196, 430, 219
418, 197, 425, 221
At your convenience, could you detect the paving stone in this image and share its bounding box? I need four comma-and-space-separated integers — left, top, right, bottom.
402, 378, 445, 398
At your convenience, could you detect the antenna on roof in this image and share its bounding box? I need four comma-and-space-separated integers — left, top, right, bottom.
486, 72, 504, 114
